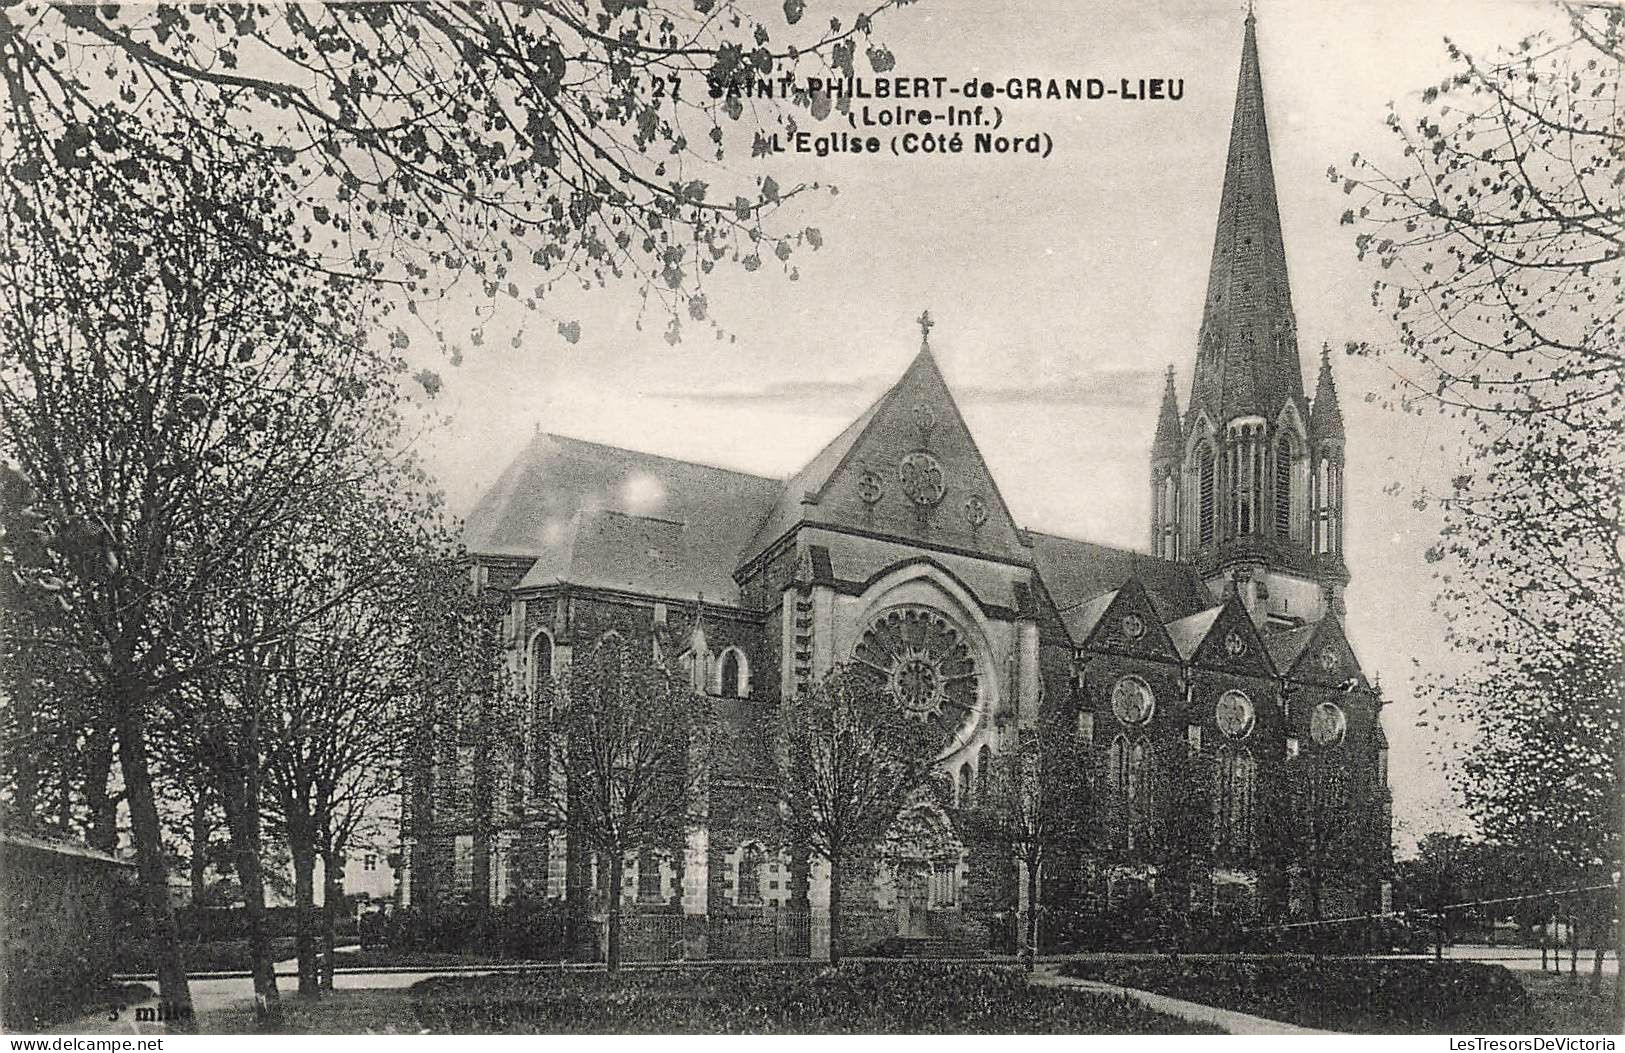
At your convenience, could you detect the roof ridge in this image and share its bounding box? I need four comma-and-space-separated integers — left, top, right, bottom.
537, 431, 783, 483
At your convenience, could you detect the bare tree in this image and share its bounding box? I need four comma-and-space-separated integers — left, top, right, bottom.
974, 721, 1092, 967
1335, 5, 1622, 1018
534, 635, 708, 971
778, 665, 936, 965
0, 94, 429, 1020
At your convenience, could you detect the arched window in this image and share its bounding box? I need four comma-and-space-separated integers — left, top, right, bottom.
1154, 469, 1181, 560
716, 647, 749, 698
1197, 443, 1218, 546
737, 844, 764, 905
1127, 738, 1155, 850
977, 744, 992, 782
1313, 454, 1344, 555
958, 762, 975, 808
1109, 734, 1130, 797
638, 848, 662, 901
527, 630, 554, 695
1215, 747, 1257, 856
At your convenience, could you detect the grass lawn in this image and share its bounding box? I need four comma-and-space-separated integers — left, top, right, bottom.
406, 963, 1219, 1033
1517, 970, 1622, 1034
1062, 957, 1548, 1033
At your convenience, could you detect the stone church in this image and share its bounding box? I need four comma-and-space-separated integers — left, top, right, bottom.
400, 12, 1392, 957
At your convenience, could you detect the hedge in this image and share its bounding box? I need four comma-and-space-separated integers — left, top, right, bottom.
1061, 957, 1536, 1033
410, 962, 1221, 1034
111, 937, 299, 975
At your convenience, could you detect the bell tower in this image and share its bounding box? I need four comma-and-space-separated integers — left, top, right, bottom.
1150, 9, 1349, 627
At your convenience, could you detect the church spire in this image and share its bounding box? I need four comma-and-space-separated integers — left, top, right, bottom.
1189, 9, 1304, 426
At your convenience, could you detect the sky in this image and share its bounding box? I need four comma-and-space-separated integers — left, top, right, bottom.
408, 0, 1571, 847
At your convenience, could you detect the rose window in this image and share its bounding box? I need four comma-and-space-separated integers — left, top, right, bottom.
852, 608, 978, 739
1215, 689, 1255, 739
1310, 702, 1347, 747
1110, 675, 1156, 726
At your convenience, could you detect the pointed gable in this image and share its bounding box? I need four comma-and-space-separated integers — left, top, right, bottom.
1075, 577, 1179, 659
1187, 595, 1277, 677
743, 343, 1027, 564
1276, 613, 1364, 687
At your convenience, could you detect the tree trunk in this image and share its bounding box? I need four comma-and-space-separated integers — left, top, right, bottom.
606, 851, 624, 972
220, 770, 282, 1025
13, 640, 39, 823
114, 698, 195, 1031
1024, 856, 1040, 969
290, 843, 319, 995
189, 788, 210, 904
1568, 909, 1579, 981
321, 850, 341, 990
83, 721, 118, 854
827, 851, 843, 968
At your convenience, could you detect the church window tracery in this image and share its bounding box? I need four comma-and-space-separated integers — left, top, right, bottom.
1110, 675, 1156, 726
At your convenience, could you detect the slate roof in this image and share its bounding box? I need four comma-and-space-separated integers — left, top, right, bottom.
463, 432, 781, 604
1166, 606, 1224, 660
1263, 620, 1317, 672
1060, 589, 1118, 645
742, 386, 890, 560
0, 830, 132, 866
1028, 532, 1213, 626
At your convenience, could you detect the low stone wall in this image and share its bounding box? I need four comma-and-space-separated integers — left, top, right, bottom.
0, 833, 134, 1029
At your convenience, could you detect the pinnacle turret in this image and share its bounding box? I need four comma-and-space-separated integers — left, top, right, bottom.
1311, 346, 1345, 442
1153, 366, 1183, 457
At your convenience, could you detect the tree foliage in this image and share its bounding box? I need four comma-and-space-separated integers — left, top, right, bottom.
1, 0, 910, 344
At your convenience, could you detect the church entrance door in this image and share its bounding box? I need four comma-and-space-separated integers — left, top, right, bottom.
897, 863, 930, 937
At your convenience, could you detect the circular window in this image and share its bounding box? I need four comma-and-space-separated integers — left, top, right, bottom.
851, 608, 978, 743
1318, 646, 1340, 673
856, 470, 884, 504
1121, 614, 1146, 641
963, 494, 989, 528
1110, 676, 1156, 726
1215, 689, 1255, 739
898, 451, 946, 508
1310, 702, 1347, 747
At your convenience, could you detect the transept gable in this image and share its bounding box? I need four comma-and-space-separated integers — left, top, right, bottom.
744, 341, 1028, 566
